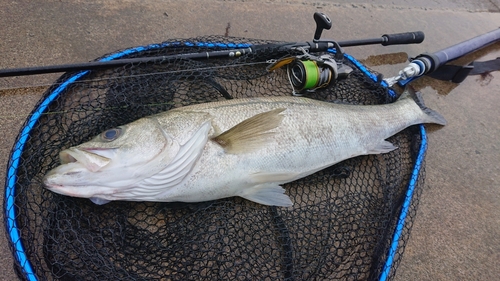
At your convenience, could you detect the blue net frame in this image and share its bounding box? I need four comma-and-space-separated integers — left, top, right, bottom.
4, 37, 426, 281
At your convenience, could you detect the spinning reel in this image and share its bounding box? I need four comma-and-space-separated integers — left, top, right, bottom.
267, 13, 353, 95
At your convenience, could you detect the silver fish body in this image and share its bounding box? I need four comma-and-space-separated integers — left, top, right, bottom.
43, 88, 446, 206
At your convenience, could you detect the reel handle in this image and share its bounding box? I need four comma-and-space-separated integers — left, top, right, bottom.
313, 12, 332, 41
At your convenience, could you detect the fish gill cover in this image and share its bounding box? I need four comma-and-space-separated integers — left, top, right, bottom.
4, 36, 424, 281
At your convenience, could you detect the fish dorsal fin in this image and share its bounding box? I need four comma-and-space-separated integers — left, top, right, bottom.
140, 121, 211, 188
212, 108, 285, 154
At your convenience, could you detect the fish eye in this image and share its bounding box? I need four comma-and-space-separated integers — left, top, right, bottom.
101, 128, 122, 142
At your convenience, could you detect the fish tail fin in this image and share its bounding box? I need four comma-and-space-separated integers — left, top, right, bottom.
400, 86, 447, 126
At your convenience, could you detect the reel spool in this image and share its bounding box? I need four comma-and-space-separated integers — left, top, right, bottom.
267, 38, 353, 95
288, 56, 338, 93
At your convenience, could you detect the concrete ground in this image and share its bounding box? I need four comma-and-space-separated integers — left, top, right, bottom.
1, 0, 499, 280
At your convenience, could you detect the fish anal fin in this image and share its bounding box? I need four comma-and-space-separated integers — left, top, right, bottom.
212, 108, 285, 154
239, 183, 293, 207
367, 140, 398, 154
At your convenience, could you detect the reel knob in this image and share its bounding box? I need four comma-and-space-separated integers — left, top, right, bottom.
313, 12, 332, 41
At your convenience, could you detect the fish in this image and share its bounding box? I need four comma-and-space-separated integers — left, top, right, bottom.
43, 87, 446, 207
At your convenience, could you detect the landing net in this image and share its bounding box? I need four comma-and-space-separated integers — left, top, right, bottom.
4, 36, 425, 281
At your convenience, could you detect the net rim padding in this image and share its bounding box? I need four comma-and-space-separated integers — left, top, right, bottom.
3, 37, 427, 281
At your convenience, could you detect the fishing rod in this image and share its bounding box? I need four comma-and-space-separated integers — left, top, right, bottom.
384, 27, 500, 86
0, 13, 424, 78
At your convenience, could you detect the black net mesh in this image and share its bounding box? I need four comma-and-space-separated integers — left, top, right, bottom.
4, 36, 425, 281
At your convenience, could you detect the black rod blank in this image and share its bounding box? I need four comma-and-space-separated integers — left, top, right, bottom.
0, 48, 253, 78
0, 31, 424, 78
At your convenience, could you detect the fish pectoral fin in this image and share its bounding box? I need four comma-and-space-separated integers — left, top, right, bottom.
367, 140, 398, 154
90, 197, 111, 205
212, 108, 285, 154
239, 183, 293, 207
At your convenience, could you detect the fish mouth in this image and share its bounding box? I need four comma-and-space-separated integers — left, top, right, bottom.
42, 147, 117, 198
59, 147, 112, 172
43, 171, 109, 199
43, 181, 80, 197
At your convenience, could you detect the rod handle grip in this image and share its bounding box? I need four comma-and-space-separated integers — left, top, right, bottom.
382, 31, 425, 46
